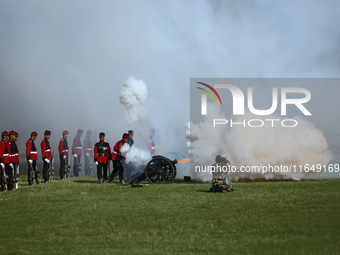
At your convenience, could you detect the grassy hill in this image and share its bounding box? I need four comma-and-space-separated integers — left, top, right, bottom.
0, 175, 339, 254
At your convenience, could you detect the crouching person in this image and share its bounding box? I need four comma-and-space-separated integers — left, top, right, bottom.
211, 155, 230, 192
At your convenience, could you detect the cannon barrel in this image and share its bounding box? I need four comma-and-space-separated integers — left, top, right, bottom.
170, 159, 178, 165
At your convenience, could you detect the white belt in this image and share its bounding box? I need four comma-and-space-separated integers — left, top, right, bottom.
86, 148, 92, 150
30, 151, 37, 154
62, 150, 68, 152
46, 149, 51, 152
151, 147, 155, 149
113, 151, 118, 154
76, 147, 82, 149
3, 154, 8, 156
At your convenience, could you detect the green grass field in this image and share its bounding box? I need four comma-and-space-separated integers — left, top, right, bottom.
0, 174, 339, 255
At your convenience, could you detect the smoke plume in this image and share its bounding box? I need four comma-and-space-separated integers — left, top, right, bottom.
120, 143, 152, 164
119, 76, 150, 126
185, 103, 333, 181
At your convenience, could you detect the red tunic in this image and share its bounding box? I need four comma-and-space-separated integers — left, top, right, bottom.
7, 140, 19, 164
94, 141, 111, 163
147, 136, 156, 155
58, 138, 69, 158
83, 138, 93, 156
0, 140, 9, 164
111, 140, 126, 161
72, 136, 82, 155
26, 138, 38, 161
41, 138, 52, 160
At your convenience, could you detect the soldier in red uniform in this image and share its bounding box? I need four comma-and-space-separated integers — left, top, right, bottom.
26, 131, 39, 185
72, 129, 83, 176
7, 131, 19, 190
41, 130, 53, 183
59, 130, 69, 180
147, 128, 156, 155
0, 131, 9, 191
83, 130, 93, 175
109, 133, 129, 184
94, 132, 111, 184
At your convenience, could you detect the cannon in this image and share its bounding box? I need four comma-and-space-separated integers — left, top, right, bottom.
124, 155, 178, 184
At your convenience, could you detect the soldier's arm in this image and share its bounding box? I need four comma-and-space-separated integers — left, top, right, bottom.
72, 137, 77, 155
93, 144, 98, 162
41, 141, 46, 160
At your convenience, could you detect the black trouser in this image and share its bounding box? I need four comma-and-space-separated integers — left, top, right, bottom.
8, 163, 18, 190
109, 160, 124, 181
59, 155, 68, 179
97, 162, 107, 180
84, 155, 90, 175
1, 164, 9, 191
73, 155, 81, 176
27, 160, 37, 182
43, 160, 50, 182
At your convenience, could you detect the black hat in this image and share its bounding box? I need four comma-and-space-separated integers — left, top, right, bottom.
215, 155, 222, 163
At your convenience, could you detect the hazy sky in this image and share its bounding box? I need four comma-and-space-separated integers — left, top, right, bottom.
1, 0, 339, 153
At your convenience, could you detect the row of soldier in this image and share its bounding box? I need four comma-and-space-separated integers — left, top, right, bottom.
1, 128, 157, 191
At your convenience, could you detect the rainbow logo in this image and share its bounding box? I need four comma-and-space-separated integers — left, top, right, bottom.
196, 82, 223, 106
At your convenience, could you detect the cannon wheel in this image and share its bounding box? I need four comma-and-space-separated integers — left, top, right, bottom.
144, 156, 176, 184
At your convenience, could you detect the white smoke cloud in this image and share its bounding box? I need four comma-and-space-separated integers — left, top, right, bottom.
120, 143, 152, 164
119, 76, 150, 126
185, 103, 333, 181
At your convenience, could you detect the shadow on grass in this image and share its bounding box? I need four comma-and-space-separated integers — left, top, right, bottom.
72, 180, 99, 184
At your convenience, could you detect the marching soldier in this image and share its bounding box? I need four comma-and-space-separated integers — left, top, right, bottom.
58, 130, 69, 180
0, 131, 9, 191
26, 131, 39, 185
83, 130, 93, 175
94, 132, 111, 184
109, 133, 129, 184
41, 130, 53, 183
7, 131, 19, 190
147, 128, 156, 155
127, 130, 134, 146
72, 129, 83, 176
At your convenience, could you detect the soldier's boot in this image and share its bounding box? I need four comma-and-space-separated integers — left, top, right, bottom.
99, 179, 102, 184
215, 187, 223, 192
28, 180, 32, 186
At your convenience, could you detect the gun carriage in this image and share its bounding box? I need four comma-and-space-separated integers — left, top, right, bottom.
124, 155, 178, 184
